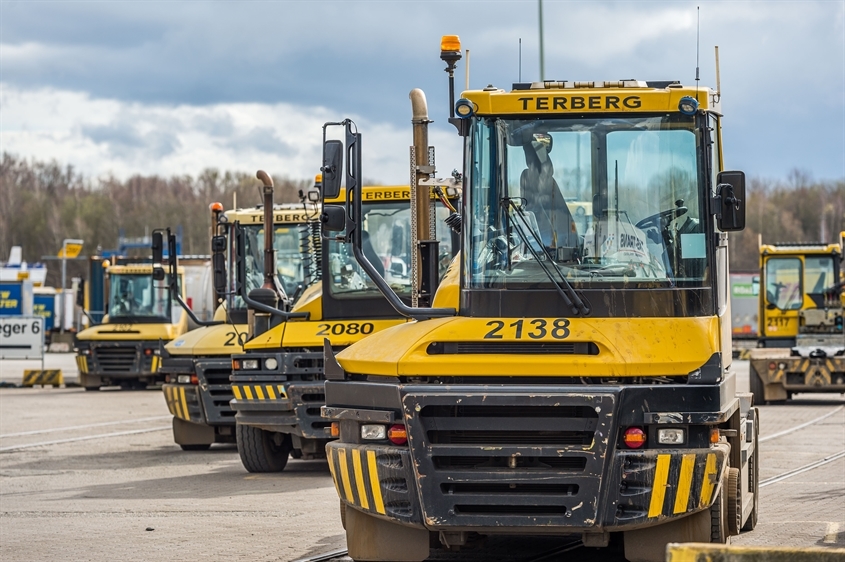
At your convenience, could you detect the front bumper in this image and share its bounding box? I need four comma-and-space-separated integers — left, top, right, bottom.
75, 341, 162, 380
230, 351, 327, 437
160, 356, 235, 426
324, 380, 734, 533
752, 353, 845, 392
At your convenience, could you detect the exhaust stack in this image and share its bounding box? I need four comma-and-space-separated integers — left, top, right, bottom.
249, 170, 280, 338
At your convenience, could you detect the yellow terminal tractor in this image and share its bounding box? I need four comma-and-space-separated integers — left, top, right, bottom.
748, 235, 844, 404
74, 260, 189, 390
152, 193, 321, 450
229, 181, 460, 472
317, 37, 759, 562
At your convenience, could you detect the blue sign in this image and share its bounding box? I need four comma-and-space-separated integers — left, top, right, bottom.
33, 294, 56, 331
0, 283, 23, 316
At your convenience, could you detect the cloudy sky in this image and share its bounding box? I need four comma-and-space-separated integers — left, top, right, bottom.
1, 0, 843, 183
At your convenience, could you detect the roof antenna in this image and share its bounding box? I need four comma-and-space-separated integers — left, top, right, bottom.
714, 45, 721, 102
695, 5, 700, 101
519, 38, 522, 82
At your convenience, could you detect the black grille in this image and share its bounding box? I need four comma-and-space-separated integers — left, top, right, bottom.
403, 389, 617, 527
455, 505, 567, 515
442, 483, 578, 495
198, 365, 235, 423
433, 456, 587, 471
427, 430, 593, 446
427, 342, 599, 355
93, 346, 137, 372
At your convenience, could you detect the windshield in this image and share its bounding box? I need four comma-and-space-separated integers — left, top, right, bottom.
467, 115, 707, 290
108, 273, 175, 321
765, 258, 802, 310
329, 200, 456, 299
235, 224, 311, 308
804, 256, 835, 295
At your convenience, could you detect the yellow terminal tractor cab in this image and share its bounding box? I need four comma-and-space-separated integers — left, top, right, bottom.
152, 192, 321, 450
229, 181, 460, 472
317, 36, 759, 562
74, 260, 188, 390
748, 235, 844, 404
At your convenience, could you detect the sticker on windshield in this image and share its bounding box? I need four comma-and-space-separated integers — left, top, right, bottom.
681, 233, 706, 259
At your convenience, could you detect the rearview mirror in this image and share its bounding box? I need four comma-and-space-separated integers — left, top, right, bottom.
151, 231, 166, 281
76, 279, 86, 307
213, 253, 227, 297
211, 235, 227, 253
321, 140, 343, 200
717, 171, 746, 232
321, 205, 346, 234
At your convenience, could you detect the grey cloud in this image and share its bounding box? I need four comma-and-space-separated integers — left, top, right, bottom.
224, 126, 294, 157
82, 123, 180, 160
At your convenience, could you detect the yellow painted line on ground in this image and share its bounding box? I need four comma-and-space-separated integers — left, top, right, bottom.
232, 386, 243, 400
254, 385, 265, 400
352, 449, 370, 510
673, 453, 697, 514
699, 453, 717, 508
648, 454, 671, 518
243, 386, 254, 400
366, 450, 385, 515
337, 448, 354, 503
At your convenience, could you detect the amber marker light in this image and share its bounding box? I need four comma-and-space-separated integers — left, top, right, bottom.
710, 428, 721, 443
440, 35, 461, 54
210, 202, 224, 212
232, 359, 240, 370
388, 424, 408, 445
330, 422, 340, 438
623, 427, 646, 449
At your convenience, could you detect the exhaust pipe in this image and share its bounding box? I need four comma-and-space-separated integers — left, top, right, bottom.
249, 170, 280, 338
409, 89, 438, 308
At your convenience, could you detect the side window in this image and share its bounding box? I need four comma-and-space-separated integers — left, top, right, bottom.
765, 258, 802, 310
804, 256, 835, 296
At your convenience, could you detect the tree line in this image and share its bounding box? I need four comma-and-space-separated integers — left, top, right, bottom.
0, 152, 843, 287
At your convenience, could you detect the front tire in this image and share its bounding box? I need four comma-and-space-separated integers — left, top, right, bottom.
236, 424, 291, 473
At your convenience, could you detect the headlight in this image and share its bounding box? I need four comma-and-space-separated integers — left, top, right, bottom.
177, 375, 191, 384
265, 357, 278, 370
657, 428, 685, 445
361, 424, 386, 440
242, 359, 259, 370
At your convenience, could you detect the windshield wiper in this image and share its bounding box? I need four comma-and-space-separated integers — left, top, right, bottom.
503, 198, 591, 316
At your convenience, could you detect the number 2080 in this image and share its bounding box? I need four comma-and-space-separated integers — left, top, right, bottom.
484, 319, 571, 340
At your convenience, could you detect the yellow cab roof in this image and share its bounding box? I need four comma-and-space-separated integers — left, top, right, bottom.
107, 264, 185, 275
325, 185, 459, 204
225, 202, 318, 225
761, 243, 841, 257
462, 81, 716, 116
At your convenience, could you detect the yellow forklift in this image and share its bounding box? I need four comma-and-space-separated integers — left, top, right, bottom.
152, 192, 321, 450
748, 235, 844, 404
317, 36, 758, 562
229, 182, 459, 471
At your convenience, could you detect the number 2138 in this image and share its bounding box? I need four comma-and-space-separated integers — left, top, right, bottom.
484, 319, 570, 340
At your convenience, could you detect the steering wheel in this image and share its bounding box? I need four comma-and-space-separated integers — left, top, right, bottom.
635, 205, 688, 231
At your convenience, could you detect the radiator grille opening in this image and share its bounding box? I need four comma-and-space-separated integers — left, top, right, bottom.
433, 456, 587, 471
441, 483, 578, 495
301, 393, 325, 402
428, 342, 599, 355
455, 505, 567, 515
93, 347, 137, 372
421, 405, 598, 419
428, 430, 593, 446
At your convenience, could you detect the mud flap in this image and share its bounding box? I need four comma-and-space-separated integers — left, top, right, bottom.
623, 509, 711, 562
172, 417, 215, 445
346, 506, 429, 562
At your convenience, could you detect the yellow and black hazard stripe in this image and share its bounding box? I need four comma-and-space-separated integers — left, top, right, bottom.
75, 355, 88, 374
22, 370, 63, 388
769, 357, 844, 387
163, 385, 193, 421
643, 451, 723, 520
150, 355, 162, 373
327, 444, 387, 516
231, 384, 288, 401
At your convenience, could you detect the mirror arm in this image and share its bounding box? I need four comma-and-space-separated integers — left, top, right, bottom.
351, 244, 455, 320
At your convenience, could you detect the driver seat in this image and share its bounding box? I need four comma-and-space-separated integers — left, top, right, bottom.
520, 142, 578, 250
